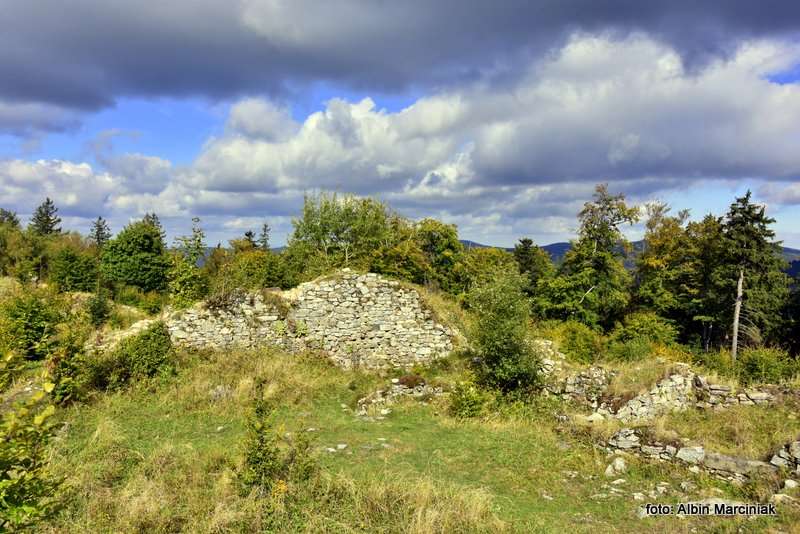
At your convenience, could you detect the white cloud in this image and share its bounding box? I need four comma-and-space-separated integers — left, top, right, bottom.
3, 34, 800, 246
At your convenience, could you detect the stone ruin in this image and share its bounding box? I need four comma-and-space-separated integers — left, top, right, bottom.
89, 270, 454, 370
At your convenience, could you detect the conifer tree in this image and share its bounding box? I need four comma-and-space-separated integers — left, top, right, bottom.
720, 191, 789, 360
258, 223, 271, 252
29, 198, 61, 235
89, 216, 112, 249
0, 208, 20, 227
512, 237, 554, 297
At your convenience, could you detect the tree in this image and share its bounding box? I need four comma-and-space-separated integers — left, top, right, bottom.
100, 220, 170, 292
258, 223, 271, 252
468, 271, 540, 393
142, 212, 166, 242
244, 230, 257, 248
634, 202, 694, 327
512, 238, 554, 297
49, 247, 98, 292
0, 208, 20, 228
683, 215, 727, 351
174, 217, 206, 265
455, 247, 518, 293
287, 192, 393, 274
88, 217, 111, 249
536, 184, 639, 329
29, 198, 61, 235
414, 218, 464, 292
721, 192, 789, 361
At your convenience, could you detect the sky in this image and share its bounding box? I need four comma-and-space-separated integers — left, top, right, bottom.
1, 1, 800, 248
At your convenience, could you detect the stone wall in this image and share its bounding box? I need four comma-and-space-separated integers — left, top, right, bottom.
98, 270, 454, 370
606, 427, 796, 483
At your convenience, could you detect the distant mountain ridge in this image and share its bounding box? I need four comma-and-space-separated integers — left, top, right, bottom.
459, 239, 800, 275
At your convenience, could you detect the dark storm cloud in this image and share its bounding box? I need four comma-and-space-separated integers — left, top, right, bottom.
2, 0, 799, 115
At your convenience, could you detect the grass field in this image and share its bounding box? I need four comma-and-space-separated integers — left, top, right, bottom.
39, 347, 800, 533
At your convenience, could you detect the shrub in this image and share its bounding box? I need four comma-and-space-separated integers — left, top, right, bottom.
167, 254, 208, 309
467, 272, 540, 393
1, 292, 60, 360
448, 378, 493, 419
559, 320, 605, 364
605, 337, 653, 362
0, 351, 25, 391
49, 247, 98, 292
114, 286, 164, 315
239, 381, 317, 496
736, 347, 799, 385
88, 322, 173, 389
100, 221, 170, 292
45, 318, 94, 404
611, 311, 677, 345
0, 386, 61, 530
86, 290, 111, 327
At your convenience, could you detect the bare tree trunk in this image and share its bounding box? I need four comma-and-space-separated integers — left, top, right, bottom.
731, 267, 744, 363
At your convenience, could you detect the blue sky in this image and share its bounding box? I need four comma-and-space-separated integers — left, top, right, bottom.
1, 1, 800, 248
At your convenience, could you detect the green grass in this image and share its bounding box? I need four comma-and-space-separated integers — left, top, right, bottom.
39, 347, 800, 532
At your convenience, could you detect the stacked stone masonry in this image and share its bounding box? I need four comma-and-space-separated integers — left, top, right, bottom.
126, 270, 453, 370
606, 427, 797, 483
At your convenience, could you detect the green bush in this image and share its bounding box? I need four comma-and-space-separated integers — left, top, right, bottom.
49, 247, 98, 292
100, 220, 170, 292
611, 311, 677, 345
736, 347, 799, 385
605, 338, 653, 362
467, 272, 540, 393
86, 290, 111, 327
88, 322, 173, 390
448, 378, 493, 418
559, 320, 605, 364
0, 351, 25, 391
239, 381, 317, 495
1, 292, 60, 360
45, 318, 94, 404
114, 286, 165, 315
167, 254, 208, 309
0, 387, 61, 530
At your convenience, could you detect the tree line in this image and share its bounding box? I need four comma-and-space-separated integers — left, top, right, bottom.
1, 186, 798, 357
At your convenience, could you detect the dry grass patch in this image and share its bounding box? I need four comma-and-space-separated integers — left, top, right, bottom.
653, 399, 800, 459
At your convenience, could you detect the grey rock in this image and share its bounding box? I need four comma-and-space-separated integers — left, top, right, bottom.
676, 446, 705, 464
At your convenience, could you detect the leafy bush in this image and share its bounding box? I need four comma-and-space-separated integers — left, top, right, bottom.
114, 286, 165, 315
100, 220, 170, 292
0, 351, 25, 391
49, 247, 97, 292
86, 290, 111, 327
167, 254, 208, 309
467, 272, 540, 393
448, 378, 493, 418
605, 337, 653, 362
736, 347, 799, 385
45, 318, 94, 404
0, 385, 61, 530
694, 346, 799, 385
88, 322, 173, 390
610, 311, 677, 345
1, 292, 60, 360
558, 320, 605, 364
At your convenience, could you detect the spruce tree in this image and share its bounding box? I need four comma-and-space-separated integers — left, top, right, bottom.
29, 198, 61, 235
89, 216, 112, 249
512, 237, 554, 297
258, 223, 271, 252
0, 208, 20, 227
720, 191, 790, 360
142, 212, 166, 242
